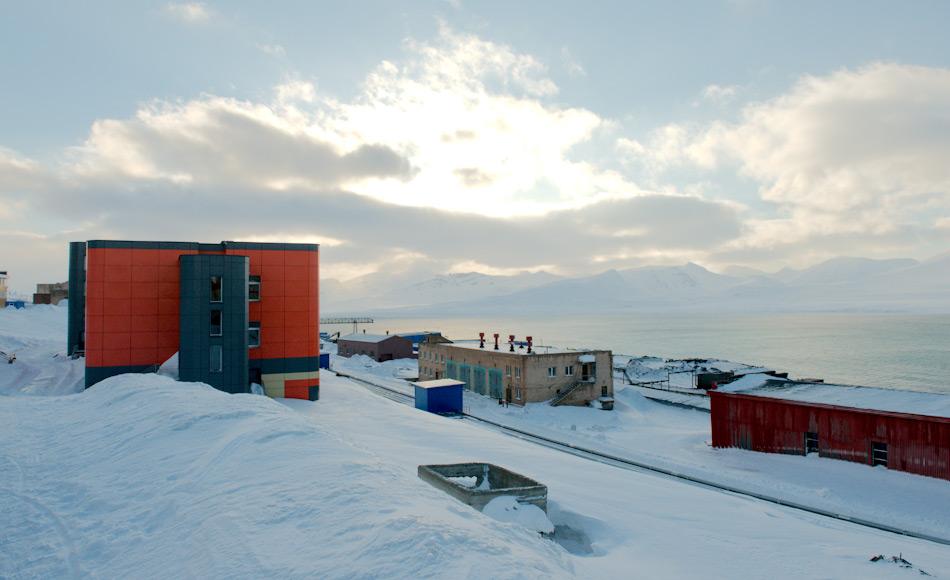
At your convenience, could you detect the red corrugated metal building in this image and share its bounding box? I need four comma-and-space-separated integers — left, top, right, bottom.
710, 379, 950, 481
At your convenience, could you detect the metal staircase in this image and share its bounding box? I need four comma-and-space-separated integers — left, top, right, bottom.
550, 380, 589, 406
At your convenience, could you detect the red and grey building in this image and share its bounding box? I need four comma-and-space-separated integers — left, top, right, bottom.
67, 240, 319, 400
711, 378, 950, 481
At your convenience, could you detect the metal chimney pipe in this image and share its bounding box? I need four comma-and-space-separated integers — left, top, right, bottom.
527, 336, 533, 354
493, 333, 499, 350
509, 334, 515, 352
479, 332, 485, 348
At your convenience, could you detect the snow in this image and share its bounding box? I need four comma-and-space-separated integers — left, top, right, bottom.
413, 378, 465, 389
0, 303, 83, 397
5, 305, 950, 578
482, 496, 555, 535
1, 374, 573, 579
335, 353, 950, 543
718, 377, 950, 418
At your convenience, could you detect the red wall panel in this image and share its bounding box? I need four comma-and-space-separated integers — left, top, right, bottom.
711, 391, 950, 481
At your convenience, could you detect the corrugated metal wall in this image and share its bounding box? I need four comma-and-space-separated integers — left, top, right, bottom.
710, 392, 950, 481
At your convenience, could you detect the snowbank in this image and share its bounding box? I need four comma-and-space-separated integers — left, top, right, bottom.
483, 496, 555, 535
0, 374, 572, 579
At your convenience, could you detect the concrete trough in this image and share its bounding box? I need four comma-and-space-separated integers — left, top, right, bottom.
418, 462, 548, 512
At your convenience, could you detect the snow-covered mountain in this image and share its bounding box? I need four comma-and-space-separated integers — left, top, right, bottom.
346, 255, 950, 315
321, 270, 561, 313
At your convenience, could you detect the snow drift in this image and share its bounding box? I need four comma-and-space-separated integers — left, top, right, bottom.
0, 374, 572, 579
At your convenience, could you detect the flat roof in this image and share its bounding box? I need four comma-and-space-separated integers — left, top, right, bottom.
437, 341, 608, 357
338, 333, 403, 344
84, 240, 318, 251
717, 374, 950, 419
412, 379, 465, 389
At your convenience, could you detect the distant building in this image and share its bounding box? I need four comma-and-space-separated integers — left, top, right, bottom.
33, 281, 69, 305
337, 333, 413, 362
0, 271, 7, 308
419, 335, 613, 407
67, 240, 320, 400
710, 379, 950, 481
395, 331, 447, 354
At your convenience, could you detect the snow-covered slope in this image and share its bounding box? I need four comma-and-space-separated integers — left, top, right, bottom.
0, 375, 572, 579
0, 304, 83, 396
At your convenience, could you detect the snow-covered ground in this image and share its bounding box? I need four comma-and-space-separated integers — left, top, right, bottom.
3, 307, 950, 578
331, 349, 950, 542
0, 303, 84, 397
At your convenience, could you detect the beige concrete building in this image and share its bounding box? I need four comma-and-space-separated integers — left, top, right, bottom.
418, 337, 613, 407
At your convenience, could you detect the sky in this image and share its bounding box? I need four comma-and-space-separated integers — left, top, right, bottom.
1, 1, 949, 293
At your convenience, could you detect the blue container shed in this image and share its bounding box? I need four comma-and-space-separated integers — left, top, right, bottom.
413, 379, 464, 415
319, 352, 330, 369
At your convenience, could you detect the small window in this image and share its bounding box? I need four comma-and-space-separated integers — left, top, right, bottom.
210, 276, 223, 302
515, 387, 522, 400
565, 365, 575, 376
210, 310, 222, 336
514, 367, 520, 379
248, 321, 261, 348
547, 367, 556, 378
871, 442, 888, 467
505, 365, 511, 377
248, 275, 261, 301
601, 386, 608, 396
210, 345, 223, 373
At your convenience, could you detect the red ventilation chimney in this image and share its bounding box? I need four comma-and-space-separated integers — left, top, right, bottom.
493, 333, 499, 350
509, 334, 515, 352
526, 336, 533, 354
479, 332, 485, 348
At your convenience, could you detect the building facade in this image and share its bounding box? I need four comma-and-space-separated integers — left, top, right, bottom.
710, 380, 950, 481
418, 339, 612, 406
67, 240, 319, 400
337, 333, 414, 362
33, 281, 69, 305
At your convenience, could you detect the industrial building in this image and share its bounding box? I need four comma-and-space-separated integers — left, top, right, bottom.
418, 334, 613, 407
710, 379, 950, 481
34, 281, 69, 305
336, 333, 414, 362
67, 240, 320, 400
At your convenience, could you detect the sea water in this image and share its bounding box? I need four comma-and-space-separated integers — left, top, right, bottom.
330, 313, 950, 394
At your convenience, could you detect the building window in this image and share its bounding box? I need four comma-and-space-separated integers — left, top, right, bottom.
547, 367, 556, 378
871, 442, 888, 467
210, 309, 222, 336
515, 387, 522, 400
248, 321, 261, 348
805, 432, 819, 455
210, 345, 223, 373
514, 367, 520, 379
248, 275, 261, 301
601, 386, 608, 396
505, 365, 511, 377
210, 276, 223, 302
565, 365, 575, 376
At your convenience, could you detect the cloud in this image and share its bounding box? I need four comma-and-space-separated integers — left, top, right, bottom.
630, 63, 950, 263
164, 2, 212, 23
256, 43, 286, 57
561, 46, 586, 77
700, 83, 738, 103
68, 96, 412, 189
